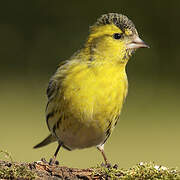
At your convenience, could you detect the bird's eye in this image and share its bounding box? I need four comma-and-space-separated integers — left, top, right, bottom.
113, 33, 122, 40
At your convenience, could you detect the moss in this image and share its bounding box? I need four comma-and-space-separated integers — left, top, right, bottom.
92, 164, 123, 179
0, 150, 179, 179
0, 164, 36, 179
92, 162, 180, 180
0, 150, 36, 179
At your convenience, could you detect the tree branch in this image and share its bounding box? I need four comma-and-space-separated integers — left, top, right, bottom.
0, 160, 179, 179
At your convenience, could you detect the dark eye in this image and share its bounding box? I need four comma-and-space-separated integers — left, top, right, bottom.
113, 33, 122, 40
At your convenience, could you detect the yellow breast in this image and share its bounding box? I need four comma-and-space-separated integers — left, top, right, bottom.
48, 60, 128, 149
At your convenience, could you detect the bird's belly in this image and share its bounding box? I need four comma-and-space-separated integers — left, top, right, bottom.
55, 118, 107, 149
55, 90, 125, 150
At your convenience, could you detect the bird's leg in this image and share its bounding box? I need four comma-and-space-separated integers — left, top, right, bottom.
97, 145, 111, 168
49, 142, 63, 165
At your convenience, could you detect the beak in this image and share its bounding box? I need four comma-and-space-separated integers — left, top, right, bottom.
127, 36, 149, 49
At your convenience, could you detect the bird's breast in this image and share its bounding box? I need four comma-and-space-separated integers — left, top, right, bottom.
63, 63, 128, 117
54, 63, 128, 149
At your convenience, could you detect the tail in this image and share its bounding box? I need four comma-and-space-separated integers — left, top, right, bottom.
33, 134, 56, 149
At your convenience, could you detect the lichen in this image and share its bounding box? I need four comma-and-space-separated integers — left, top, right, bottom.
92, 162, 180, 180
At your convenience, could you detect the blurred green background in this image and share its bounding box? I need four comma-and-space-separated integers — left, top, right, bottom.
0, 0, 180, 168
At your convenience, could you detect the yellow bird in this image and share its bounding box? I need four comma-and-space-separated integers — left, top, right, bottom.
34, 13, 149, 165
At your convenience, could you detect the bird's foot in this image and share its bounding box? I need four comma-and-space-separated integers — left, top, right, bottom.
101, 162, 111, 169
49, 158, 59, 166
40, 157, 49, 164
36, 157, 59, 166
101, 163, 118, 169
35, 158, 49, 165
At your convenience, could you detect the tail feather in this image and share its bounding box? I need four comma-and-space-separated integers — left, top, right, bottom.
33, 134, 56, 149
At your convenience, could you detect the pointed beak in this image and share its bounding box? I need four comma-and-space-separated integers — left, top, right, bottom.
126, 36, 149, 49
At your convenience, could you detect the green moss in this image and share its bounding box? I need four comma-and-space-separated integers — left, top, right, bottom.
0, 150, 179, 179
92, 164, 122, 179
0, 150, 36, 179
92, 162, 180, 180
0, 164, 36, 179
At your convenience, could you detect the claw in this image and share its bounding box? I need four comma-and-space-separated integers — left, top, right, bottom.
101, 162, 112, 169
101, 163, 118, 169
49, 158, 53, 165
49, 158, 59, 166
41, 158, 48, 164
55, 160, 59, 165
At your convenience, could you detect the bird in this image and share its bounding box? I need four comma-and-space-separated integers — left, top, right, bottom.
34, 13, 149, 166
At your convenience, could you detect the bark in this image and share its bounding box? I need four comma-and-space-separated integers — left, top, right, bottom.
0, 160, 179, 179
0, 160, 108, 180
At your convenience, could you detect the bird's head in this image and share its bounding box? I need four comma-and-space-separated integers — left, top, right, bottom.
85, 13, 149, 63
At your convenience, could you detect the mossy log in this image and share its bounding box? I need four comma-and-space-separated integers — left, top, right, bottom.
0, 160, 179, 180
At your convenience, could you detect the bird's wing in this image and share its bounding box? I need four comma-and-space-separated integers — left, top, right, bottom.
47, 60, 68, 101
45, 61, 68, 136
